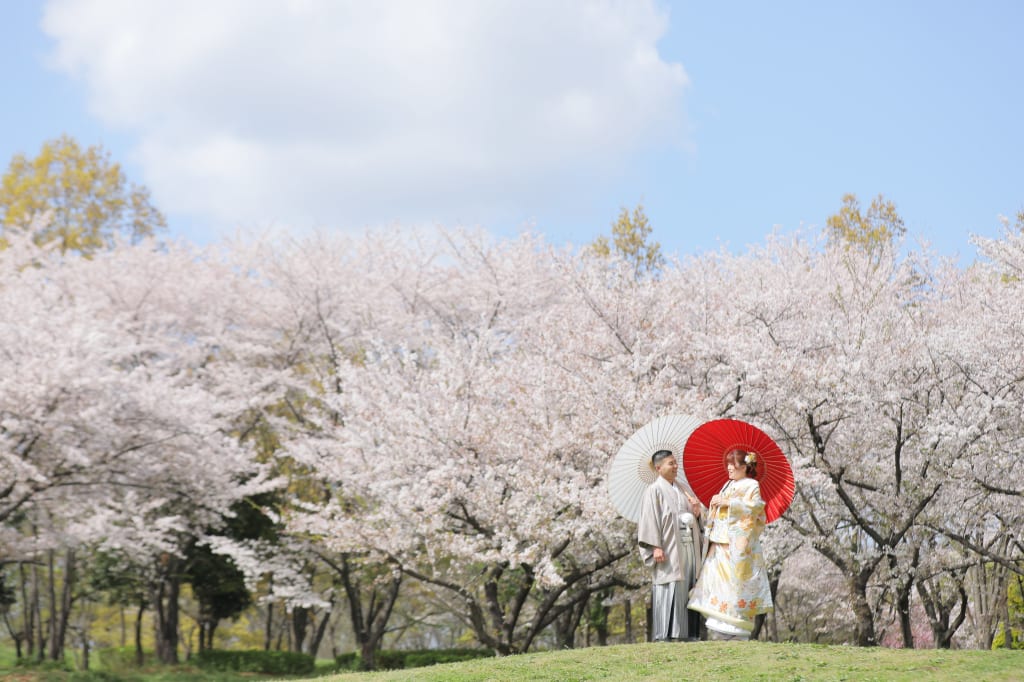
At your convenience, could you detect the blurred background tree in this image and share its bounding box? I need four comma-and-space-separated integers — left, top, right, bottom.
0, 134, 166, 254
590, 203, 664, 277
827, 192, 905, 253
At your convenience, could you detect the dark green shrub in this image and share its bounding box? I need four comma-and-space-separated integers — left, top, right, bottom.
334, 648, 494, 671
331, 649, 406, 671
194, 649, 315, 675
334, 651, 359, 670
375, 649, 407, 670
403, 647, 495, 667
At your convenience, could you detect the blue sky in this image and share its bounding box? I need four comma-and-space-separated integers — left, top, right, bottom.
2, 1, 1021, 262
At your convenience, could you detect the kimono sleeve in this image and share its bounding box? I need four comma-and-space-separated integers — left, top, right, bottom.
636, 486, 663, 568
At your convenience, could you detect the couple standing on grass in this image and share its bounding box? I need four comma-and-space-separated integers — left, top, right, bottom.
637, 448, 772, 642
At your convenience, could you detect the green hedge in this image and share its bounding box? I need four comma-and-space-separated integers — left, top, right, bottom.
335, 647, 494, 671
403, 648, 496, 667
376, 649, 407, 670
334, 651, 358, 669
194, 649, 315, 675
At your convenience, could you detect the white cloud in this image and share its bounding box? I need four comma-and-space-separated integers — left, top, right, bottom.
43, 0, 688, 234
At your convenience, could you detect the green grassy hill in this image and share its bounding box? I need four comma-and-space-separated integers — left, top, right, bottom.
322, 641, 1023, 682
2, 641, 1021, 681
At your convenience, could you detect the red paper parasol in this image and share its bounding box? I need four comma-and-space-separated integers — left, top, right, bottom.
682, 418, 794, 523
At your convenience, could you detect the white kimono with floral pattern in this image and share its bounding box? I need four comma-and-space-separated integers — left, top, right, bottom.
687, 477, 773, 631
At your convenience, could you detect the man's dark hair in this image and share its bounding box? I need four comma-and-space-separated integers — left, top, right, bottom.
651, 450, 674, 466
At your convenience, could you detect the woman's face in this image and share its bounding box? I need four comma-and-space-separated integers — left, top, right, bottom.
727, 460, 748, 480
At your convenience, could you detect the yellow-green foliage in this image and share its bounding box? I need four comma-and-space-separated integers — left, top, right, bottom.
827, 192, 905, 252
83, 584, 268, 657
992, 574, 1024, 649
590, 203, 663, 276
0, 134, 166, 253
603, 599, 647, 644
87, 602, 156, 651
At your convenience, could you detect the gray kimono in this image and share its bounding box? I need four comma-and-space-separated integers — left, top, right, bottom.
637, 476, 704, 640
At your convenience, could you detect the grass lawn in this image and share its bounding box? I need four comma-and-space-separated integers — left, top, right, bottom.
1, 641, 1021, 681
319, 641, 1023, 682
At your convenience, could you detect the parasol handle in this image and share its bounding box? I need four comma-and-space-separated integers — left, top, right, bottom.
705, 481, 732, 533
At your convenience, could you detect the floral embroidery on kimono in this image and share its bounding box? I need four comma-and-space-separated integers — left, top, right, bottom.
688, 477, 773, 631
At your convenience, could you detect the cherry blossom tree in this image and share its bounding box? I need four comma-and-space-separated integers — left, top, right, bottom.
0, 233, 280, 662
649, 232, 1013, 647
265, 225, 1024, 652
272, 231, 668, 656
5, 211, 1024, 659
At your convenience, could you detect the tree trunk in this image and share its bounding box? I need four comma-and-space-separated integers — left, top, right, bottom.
359, 639, 378, 671
151, 563, 181, 664
264, 600, 273, 651
916, 573, 968, 649
897, 585, 913, 648
850, 572, 878, 646
134, 602, 145, 666
197, 619, 216, 652
326, 553, 402, 670
2, 611, 24, 658
588, 589, 611, 646
890, 548, 919, 649
967, 549, 1008, 649
309, 602, 334, 658
553, 600, 585, 649
935, 587, 968, 649
50, 549, 75, 661
291, 605, 309, 653
354, 573, 401, 668
596, 605, 610, 645
47, 550, 57, 660
33, 559, 44, 661
1001, 588, 1013, 650
18, 561, 34, 660
80, 627, 90, 670
751, 613, 765, 640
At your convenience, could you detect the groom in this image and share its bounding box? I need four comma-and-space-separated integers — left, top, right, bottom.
637, 450, 704, 641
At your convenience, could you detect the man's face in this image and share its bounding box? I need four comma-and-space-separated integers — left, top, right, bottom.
655, 455, 678, 483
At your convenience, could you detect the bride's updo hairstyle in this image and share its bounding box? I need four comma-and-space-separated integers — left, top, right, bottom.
725, 448, 758, 479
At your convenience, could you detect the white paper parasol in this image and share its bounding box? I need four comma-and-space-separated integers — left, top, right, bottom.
607, 413, 703, 522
